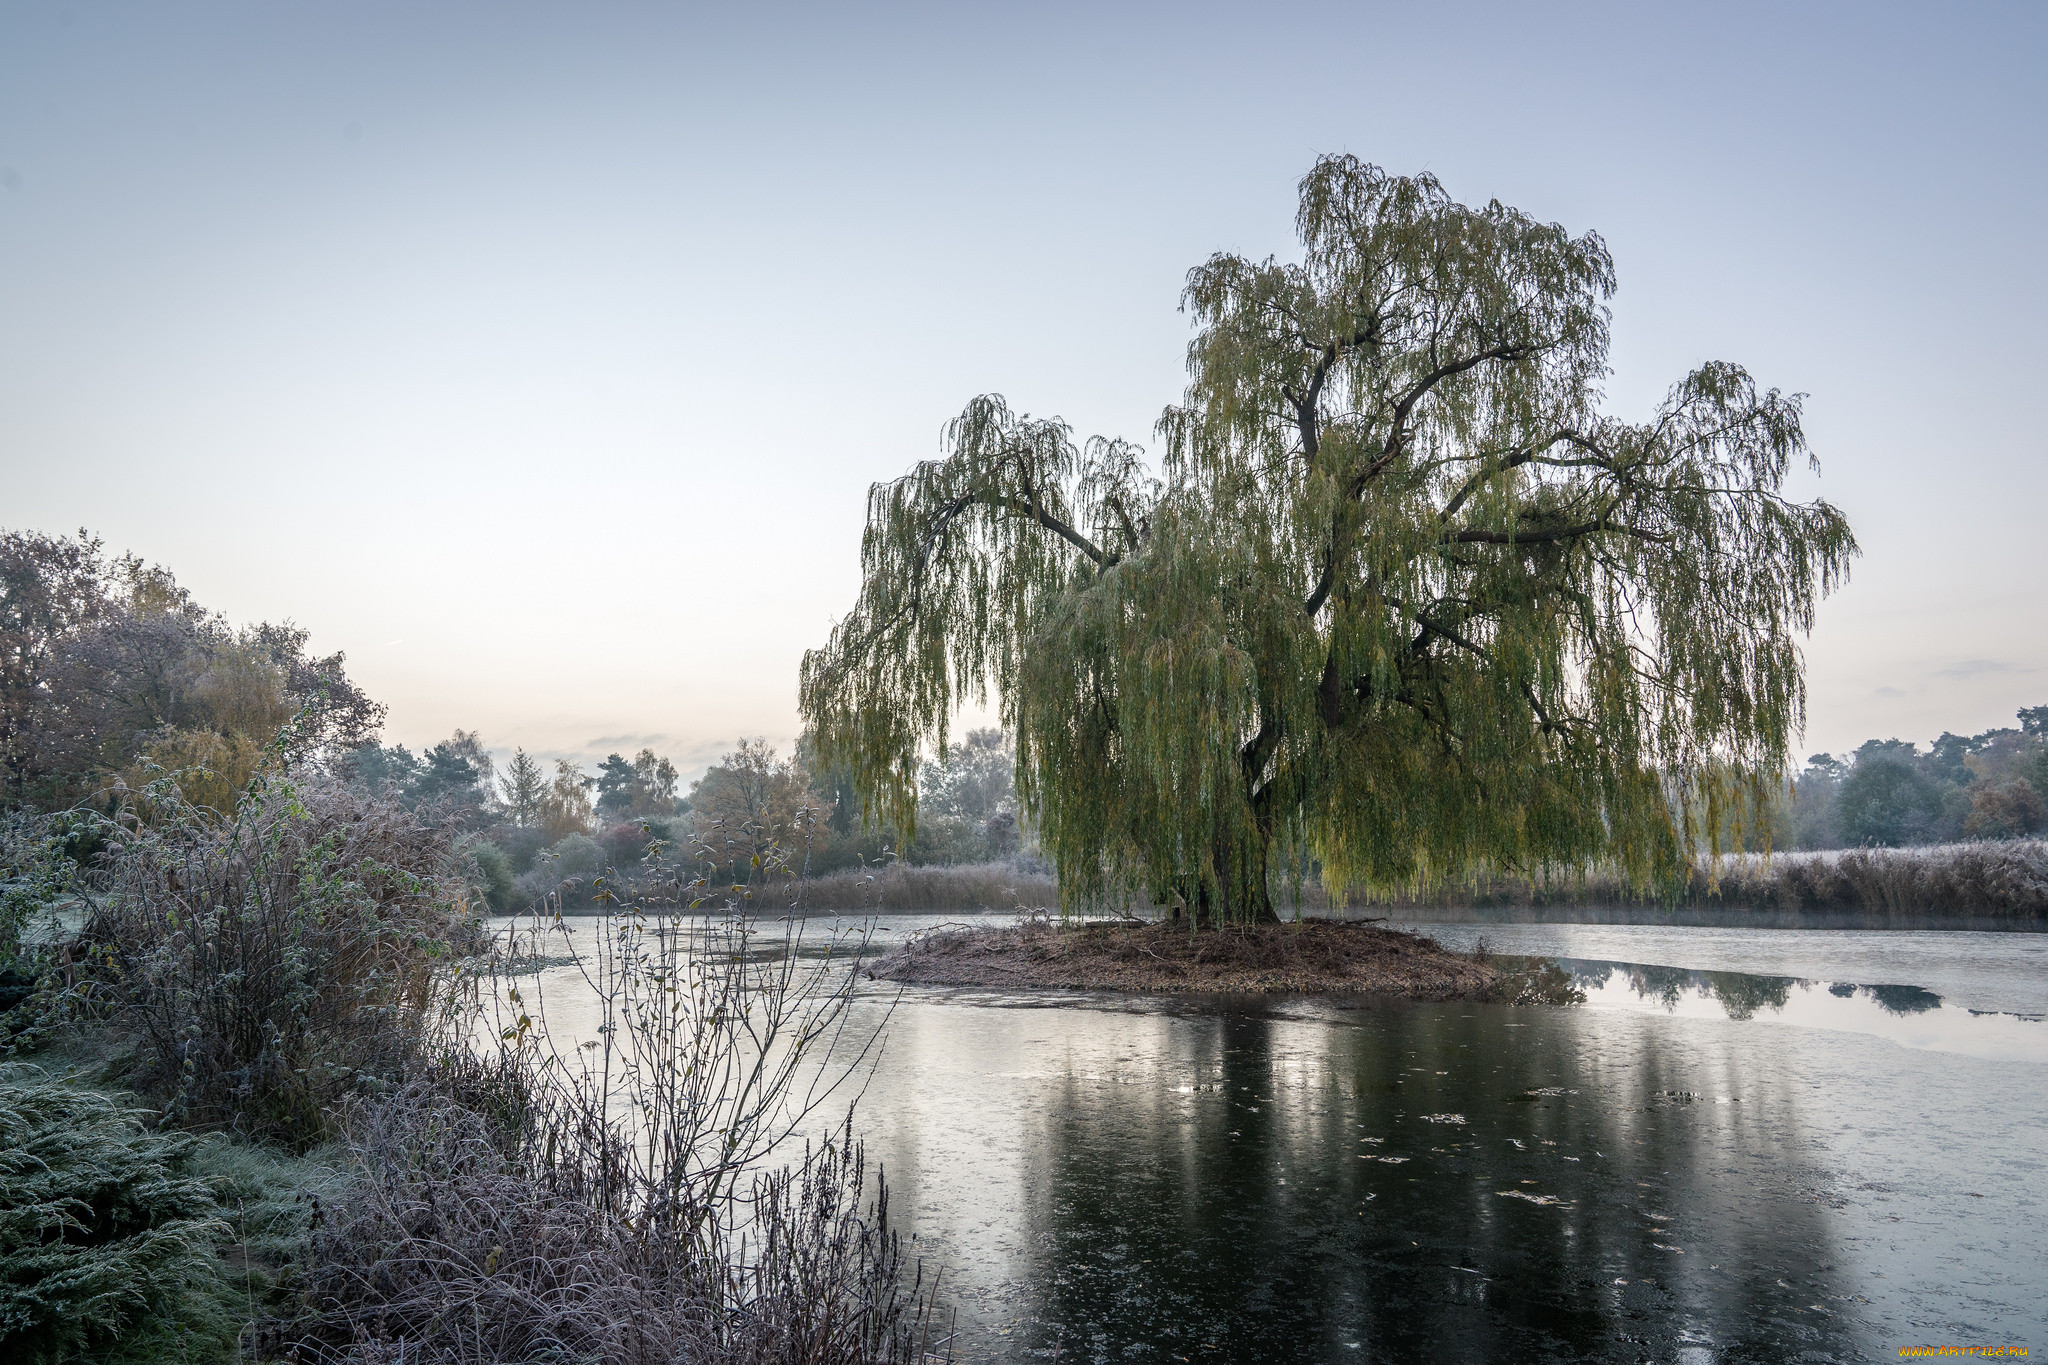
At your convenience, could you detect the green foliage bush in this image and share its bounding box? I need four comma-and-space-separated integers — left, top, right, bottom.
0, 1065, 238, 1364
459, 836, 516, 913
548, 831, 602, 881
0, 815, 76, 970
1836, 758, 1947, 847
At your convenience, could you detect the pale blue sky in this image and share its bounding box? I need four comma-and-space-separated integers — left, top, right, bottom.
3, 1, 2043, 774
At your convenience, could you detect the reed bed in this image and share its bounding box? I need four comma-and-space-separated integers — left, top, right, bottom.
770, 839, 2048, 925
1330, 839, 2048, 920
772, 842, 2048, 922
777, 860, 1054, 913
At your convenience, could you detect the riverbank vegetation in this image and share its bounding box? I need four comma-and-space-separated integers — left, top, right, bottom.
0, 527, 1046, 919
10, 526, 2043, 929
1297, 838, 2048, 921
763, 836, 2048, 920
0, 747, 931, 1363
460, 729, 1042, 914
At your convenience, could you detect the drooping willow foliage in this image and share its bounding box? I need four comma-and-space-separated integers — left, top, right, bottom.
801, 157, 1857, 924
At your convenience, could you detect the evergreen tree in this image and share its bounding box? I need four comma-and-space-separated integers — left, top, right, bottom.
593, 752, 638, 818
409, 741, 485, 812
501, 747, 546, 828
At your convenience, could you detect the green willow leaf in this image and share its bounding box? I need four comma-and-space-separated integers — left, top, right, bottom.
802, 157, 1856, 925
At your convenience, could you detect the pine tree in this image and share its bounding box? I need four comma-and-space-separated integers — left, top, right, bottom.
501, 748, 546, 828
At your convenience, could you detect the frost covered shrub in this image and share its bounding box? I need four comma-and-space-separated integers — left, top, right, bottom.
510, 863, 561, 910
0, 814, 80, 970
1744, 840, 2048, 917
1669, 840, 2048, 917
598, 819, 650, 869
271, 911, 929, 1365
80, 773, 481, 1145
507, 832, 608, 910
275, 1086, 922, 1365
0, 1065, 237, 1364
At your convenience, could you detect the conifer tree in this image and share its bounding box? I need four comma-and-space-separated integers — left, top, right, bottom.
500, 748, 546, 829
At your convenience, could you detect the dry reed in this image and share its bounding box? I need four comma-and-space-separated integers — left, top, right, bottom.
274, 1083, 925, 1365
1376, 840, 2048, 919
772, 861, 1053, 912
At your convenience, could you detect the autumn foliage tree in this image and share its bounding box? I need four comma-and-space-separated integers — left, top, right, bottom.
685, 739, 823, 879
1, 529, 382, 812
802, 158, 1857, 924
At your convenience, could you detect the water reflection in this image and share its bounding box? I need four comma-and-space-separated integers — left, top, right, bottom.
1559, 956, 2044, 1061
1854, 983, 1941, 1016
488, 917, 2048, 1360
927, 999, 1863, 1362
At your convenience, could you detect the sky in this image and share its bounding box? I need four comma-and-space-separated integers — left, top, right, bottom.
2, 1, 2043, 779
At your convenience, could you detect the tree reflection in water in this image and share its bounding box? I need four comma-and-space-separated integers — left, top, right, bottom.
1701, 971, 1794, 1020
1569, 960, 1948, 1022
1008, 1003, 1857, 1363
1858, 983, 1942, 1015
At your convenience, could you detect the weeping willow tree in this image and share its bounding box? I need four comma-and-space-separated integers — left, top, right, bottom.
801, 157, 1857, 925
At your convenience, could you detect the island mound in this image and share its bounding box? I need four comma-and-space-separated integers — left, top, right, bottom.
865, 918, 1571, 1001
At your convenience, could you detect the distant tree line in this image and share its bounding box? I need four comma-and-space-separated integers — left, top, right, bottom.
1, 523, 1036, 915
425, 727, 1035, 913
12, 524, 2028, 921
1786, 709, 2047, 848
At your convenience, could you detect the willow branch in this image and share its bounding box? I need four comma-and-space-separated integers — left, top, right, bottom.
981, 494, 1116, 568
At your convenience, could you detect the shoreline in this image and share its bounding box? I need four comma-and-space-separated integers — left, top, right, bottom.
1352, 905, 2047, 934
501, 903, 2048, 934
860, 918, 1580, 1002
681, 839, 2048, 924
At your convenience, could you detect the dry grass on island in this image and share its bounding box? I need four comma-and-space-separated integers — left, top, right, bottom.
864, 916, 1578, 1003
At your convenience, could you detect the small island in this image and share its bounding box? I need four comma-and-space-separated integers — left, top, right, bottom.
864, 917, 1573, 1002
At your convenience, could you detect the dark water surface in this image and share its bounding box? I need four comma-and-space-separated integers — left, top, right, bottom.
517, 916, 2047, 1363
